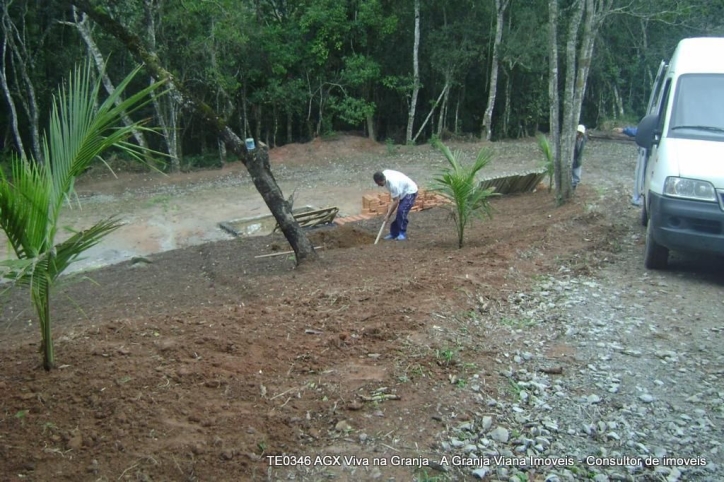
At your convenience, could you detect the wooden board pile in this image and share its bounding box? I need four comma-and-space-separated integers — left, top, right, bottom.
361, 189, 449, 216
478, 169, 547, 195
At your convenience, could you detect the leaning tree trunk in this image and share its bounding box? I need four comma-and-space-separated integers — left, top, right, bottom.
405, 0, 421, 144
69, 8, 150, 152
481, 0, 510, 141
436, 74, 451, 137
412, 81, 448, 144
72, 0, 317, 265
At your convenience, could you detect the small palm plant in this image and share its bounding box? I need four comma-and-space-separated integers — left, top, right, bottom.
0, 62, 164, 370
430, 140, 498, 248
537, 133, 555, 192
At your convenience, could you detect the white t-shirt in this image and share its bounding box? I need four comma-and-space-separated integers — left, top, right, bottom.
383, 169, 418, 199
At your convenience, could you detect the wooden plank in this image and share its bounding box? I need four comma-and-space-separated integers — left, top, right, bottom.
255, 246, 323, 259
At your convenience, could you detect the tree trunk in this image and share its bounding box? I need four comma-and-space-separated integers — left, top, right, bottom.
1, 2, 42, 163
612, 84, 624, 118
365, 112, 376, 141
503, 70, 511, 137
144, 0, 180, 172
454, 86, 464, 135
33, 283, 54, 371
0, 36, 24, 158
436, 75, 451, 136
70, 8, 150, 152
405, 0, 421, 144
575, 0, 613, 121
412, 81, 448, 144
481, 0, 509, 141
71, 0, 317, 265
218, 139, 227, 166
255, 104, 262, 144
558, 0, 585, 203
557, 0, 612, 204
272, 102, 278, 147
548, 0, 562, 200
286, 108, 293, 144
315, 81, 324, 136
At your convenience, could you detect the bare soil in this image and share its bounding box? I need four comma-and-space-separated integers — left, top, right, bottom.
0, 134, 650, 481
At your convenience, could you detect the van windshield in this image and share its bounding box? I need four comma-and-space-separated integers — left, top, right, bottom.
669, 74, 724, 140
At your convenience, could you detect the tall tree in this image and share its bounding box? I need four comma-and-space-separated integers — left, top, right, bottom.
143, 0, 181, 172
69, 0, 318, 265
549, 0, 613, 203
547, 0, 561, 195
405, 0, 421, 144
481, 0, 510, 140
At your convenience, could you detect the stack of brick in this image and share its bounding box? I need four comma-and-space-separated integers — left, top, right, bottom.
360, 189, 449, 216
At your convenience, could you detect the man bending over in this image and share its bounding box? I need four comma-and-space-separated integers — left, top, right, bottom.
373, 170, 418, 241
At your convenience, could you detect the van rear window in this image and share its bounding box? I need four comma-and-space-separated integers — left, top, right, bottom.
669, 74, 724, 140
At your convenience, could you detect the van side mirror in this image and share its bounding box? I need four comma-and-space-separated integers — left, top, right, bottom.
635, 114, 659, 150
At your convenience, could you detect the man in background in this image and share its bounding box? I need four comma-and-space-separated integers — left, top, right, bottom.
571, 124, 587, 190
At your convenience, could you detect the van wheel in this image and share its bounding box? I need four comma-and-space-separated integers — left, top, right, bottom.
644, 219, 668, 269
640, 198, 648, 227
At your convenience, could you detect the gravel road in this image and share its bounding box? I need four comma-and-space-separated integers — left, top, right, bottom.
426, 139, 724, 481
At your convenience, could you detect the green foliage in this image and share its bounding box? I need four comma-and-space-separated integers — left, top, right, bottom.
7, 0, 724, 159
182, 152, 224, 171
430, 140, 498, 248
0, 62, 164, 371
436, 347, 456, 365
536, 134, 554, 192
385, 138, 396, 155
298, 0, 349, 65
329, 96, 376, 126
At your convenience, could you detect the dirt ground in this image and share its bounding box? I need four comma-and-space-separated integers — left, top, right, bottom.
1, 134, 645, 481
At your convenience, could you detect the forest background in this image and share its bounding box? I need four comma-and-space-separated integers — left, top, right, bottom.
1, 0, 723, 174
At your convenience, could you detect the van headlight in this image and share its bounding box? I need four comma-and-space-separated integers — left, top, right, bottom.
663, 177, 717, 201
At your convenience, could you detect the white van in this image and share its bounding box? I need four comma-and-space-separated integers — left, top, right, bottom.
635, 37, 724, 269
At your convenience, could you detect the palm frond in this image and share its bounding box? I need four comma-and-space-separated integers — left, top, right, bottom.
47, 64, 166, 223
537, 133, 555, 191
0, 158, 52, 259
49, 218, 124, 279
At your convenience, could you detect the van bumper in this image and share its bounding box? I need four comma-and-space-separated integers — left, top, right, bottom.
649, 192, 724, 255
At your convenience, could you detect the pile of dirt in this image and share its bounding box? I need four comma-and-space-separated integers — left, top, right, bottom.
307, 225, 376, 249
269, 134, 384, 167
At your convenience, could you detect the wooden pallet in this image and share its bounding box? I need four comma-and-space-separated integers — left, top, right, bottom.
271, 206, 339, 233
